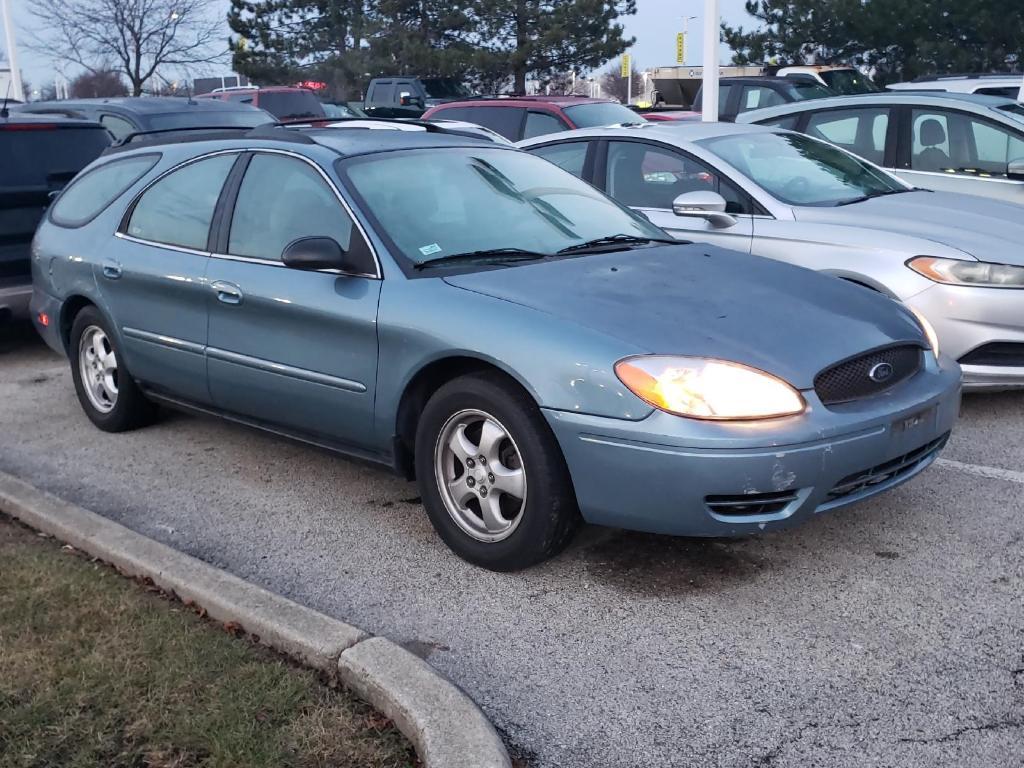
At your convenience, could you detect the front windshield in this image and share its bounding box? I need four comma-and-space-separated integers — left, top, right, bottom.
421, 79, 474, 100
341, 147, 667, 267
564, 102, 645, 127
820, 69, 881, 95
700, 131, 905, 206
998, 104, 1024, 125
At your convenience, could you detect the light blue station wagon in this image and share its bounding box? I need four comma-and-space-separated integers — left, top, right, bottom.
31, 124, 960, 570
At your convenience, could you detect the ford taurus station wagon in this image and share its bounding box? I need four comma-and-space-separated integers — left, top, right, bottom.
31, 124, 961, 570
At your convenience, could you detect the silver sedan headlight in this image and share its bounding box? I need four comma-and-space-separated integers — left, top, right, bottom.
908, 256, 1024, 288
615, 356, 806, 420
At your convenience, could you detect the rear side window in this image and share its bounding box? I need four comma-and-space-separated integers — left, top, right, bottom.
257, 91, 325, 120
228, 153, 354, 261
433, 107, 526, 140
51, 154, 159, 227
100, 114, 137, 140
524, 111, 568, 139
530, 142, 588, 178
126, 154, 236, 250
0, 126, 111, 190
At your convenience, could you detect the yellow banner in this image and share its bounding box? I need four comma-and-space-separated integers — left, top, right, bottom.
620, 54, 631, 78
676, 33, 684, 64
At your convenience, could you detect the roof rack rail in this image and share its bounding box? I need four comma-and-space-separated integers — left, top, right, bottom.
104, 122, 313, 153
912, 72, 1022, 82
317, 116, 499, 140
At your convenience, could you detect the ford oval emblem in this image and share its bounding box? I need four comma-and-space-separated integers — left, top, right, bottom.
869, 362, 895, 383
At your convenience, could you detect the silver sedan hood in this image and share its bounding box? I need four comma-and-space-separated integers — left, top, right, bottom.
793, 190, 1024, 265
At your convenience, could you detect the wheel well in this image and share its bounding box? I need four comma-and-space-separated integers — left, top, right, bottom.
59, 296, 95, 352
393, 357, 525, 480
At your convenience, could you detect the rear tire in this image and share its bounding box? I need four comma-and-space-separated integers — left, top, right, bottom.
69, 306, 157, 432
415, 371, 580, 571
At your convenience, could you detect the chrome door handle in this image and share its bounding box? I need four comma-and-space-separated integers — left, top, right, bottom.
101, 260, 123, 279
211, 280, 243, 305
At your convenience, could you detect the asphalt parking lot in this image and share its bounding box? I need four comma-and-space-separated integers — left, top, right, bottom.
2, 320, 1022, 768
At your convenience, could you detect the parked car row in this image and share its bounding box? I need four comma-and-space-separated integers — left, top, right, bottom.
26, 118, 963, 572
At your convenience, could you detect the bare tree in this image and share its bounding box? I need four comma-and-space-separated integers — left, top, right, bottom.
71, 69, 129, 98
29, 0, 225, 96
599, 62, 642, 104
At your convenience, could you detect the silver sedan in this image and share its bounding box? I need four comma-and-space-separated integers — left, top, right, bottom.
519, 122, 1024, 389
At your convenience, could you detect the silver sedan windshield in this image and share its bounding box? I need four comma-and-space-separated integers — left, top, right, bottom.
700, 131, 906, 207
343, 147, 666, 265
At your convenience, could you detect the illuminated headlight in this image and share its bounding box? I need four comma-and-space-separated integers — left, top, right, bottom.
614, 356, 806, 420
909, 308, 940, 359
908, 256, 1024, 288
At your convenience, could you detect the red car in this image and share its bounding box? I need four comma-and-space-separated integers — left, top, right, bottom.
422, 96, 644, 142
197, 86, 327, 123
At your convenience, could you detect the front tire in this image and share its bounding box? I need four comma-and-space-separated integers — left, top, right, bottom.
69, 306, 157, 432
415, 372, 580, 571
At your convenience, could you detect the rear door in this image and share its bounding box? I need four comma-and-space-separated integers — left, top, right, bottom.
803, 106, 894, 167
106, 151, 239, 403
598, 139, 754, 251
205, 150, 381, 448
0, 123, 111, 288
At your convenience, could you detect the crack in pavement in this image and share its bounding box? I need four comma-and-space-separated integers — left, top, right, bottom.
898, 718, 1024, 745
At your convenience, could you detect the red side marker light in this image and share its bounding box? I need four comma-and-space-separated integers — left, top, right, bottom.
38, 312, 50, 327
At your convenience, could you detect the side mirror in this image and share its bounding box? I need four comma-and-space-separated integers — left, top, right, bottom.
671, 191, 737, 228
1008, 159, 1024, 181
399, 92, 422, 108
281, 236, 375, 275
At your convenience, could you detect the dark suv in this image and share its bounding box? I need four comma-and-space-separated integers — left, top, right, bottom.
422, 96, 643, 141
197, 86, 327, 123
0, 114, 111, 321
694, 77, 834, 122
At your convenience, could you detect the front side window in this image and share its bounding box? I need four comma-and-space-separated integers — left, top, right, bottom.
806, 108, 890, 165
341, 147, 665, 267
524, 111, 569, 139
52, 154, 159, 227
126, 154, 236, 249
605, 141, 750, 213
228, 154, 354, 261
911, 109, 1024, 176
530, 141, 589, 178
701, 131, 905, 207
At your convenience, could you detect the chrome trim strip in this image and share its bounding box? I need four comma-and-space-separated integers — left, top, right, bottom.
891, 168, 1024, 186
115, 232, 211, 257
206, 347, 367, 393
206, 251, 378, 279
122, 326, 205, 355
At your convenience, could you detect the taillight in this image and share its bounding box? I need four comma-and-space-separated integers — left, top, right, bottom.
0, 123, 60, 131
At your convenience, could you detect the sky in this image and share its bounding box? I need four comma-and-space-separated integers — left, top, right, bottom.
2, 0, 753, 92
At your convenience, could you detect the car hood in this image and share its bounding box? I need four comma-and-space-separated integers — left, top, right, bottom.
794, 190, 1024, 265
443, 244, 923, 390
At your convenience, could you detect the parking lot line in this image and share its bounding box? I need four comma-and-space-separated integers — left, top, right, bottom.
935, 457, 1024, 485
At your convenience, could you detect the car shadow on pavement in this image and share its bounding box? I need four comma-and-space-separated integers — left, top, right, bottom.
0, 321, 43, 354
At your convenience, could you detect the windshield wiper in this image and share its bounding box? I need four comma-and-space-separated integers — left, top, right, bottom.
413, 248, 550, 270
834, 188, 913, 206
557, 234, 678, 255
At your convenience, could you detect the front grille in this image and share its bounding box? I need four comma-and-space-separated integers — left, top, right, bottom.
705, 490, 800, 517
826, 432, 950, 502
814, 345, 922, 405
959, 342, 1024, 368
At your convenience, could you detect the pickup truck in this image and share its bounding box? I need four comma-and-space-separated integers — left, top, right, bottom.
363, 77, 475, 118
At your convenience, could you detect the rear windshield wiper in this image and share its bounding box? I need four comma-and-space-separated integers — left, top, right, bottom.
413, 248, 550, 270
557, 234, 678, 255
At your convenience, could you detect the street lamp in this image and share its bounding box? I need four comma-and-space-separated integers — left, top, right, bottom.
682, 15, 697, 65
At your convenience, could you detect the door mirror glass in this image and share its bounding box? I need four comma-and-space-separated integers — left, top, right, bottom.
671, 191, 737, 228
399, 92, 421, 107
281, 237, 347, 270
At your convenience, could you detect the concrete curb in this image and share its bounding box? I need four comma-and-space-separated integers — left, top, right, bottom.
0, 470, 512, 768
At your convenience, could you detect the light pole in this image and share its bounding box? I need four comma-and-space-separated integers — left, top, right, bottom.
701, 0, 720, 122
683, 15, 697, 65
1, 0, 24, 101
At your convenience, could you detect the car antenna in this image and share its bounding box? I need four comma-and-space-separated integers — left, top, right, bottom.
0, 80, 11, 119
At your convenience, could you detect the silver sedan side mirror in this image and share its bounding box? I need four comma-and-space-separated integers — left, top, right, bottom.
1008, 159, 1024, 181
671, 191, 737, 228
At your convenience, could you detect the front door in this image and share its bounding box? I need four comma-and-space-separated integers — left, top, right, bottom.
601, 140, 754, 251
205, 151, 381, 450
103, 152, 239, 404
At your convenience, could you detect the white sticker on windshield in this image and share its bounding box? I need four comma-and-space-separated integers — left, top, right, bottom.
419, 243, 442, 256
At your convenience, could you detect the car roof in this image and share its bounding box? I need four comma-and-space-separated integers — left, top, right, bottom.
516, 120, 774, 148
22, 97, 265, 114
433, 96, 617, 108
735, 91, 1021, 122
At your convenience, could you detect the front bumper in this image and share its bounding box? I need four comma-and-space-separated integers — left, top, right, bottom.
907, 283, 1024, 390
543, 354, 961, 537
0, 278, 32, 321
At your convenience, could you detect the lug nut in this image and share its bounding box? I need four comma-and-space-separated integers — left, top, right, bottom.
466, 458, 475, 468
488, 473, 495, 482
479, 487, 489, 497
479, 456, 487, 464
466, 476, 475, 487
